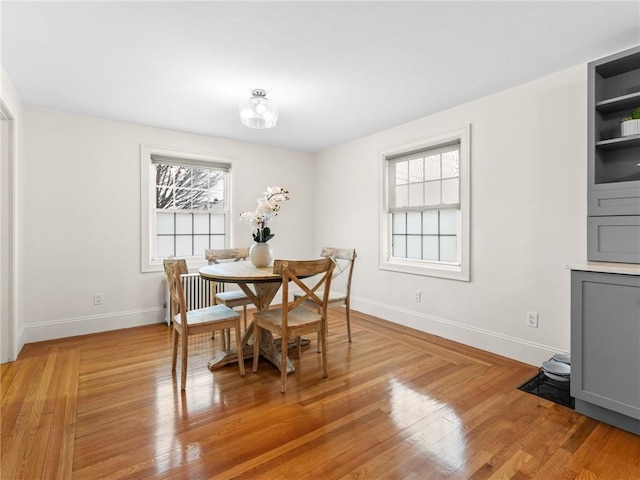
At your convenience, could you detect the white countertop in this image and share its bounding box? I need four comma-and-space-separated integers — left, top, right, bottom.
565, 262, 640, 276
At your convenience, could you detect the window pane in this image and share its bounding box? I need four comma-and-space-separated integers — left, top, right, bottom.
194, 235, 210, 256
156, 236, 174, 258
441, 150, 459, 179
192, 190, 209, 210
209, 189, 224, 210
394, 184, 409, 208
193, 214, 209, 234
175, 213, 192, 234
174, 188, 192, 209
408, 158, 423, 183
395, 161, 409, 185
407, 236, 421, 259
174, 166, 191, 187
192, 168, 209, 190
393, 213, 407, 233
440, 209, 458, 235
156, 187, 173, 209
407, 212, 421, 234
392, 235, 406, 257
424, 181, 441, 206
408, 182, 423, 207
210, 235, 226, 249
422, 236, 438, 261
155, 164, 173, 187
422, 210, 438, 234
440, 236, 457, 262
209, 171, 224, 188
176, 235, 192, 257
210, 214, 225, 234
441, 178, 459, 204
392, 213, 406, 234
425, 154, 440, 181
157, 212, 174, 234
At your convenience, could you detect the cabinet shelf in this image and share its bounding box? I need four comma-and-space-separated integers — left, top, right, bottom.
596, 92, 640, 114
596, 134, 640, 151
588, 45, 640, 259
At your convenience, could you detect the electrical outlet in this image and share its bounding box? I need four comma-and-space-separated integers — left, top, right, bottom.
527, 311, 538, 328
94, 292, 103, 305
415, 291, 422, 303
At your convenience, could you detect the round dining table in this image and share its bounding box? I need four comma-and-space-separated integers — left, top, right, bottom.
199, 261, 308, 374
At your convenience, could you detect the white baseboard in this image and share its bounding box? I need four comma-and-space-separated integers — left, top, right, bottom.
20, 299, 564, 368
23, 307, 166, 344
351, 297, 566, 367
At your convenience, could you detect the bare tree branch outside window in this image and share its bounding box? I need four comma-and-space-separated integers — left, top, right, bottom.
155, 164, 225, 210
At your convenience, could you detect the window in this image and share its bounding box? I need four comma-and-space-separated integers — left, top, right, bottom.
380, 126, 470, 281
141, 146, 233, 272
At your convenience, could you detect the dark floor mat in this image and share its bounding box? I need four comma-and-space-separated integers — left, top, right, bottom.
517, 371, 574, 409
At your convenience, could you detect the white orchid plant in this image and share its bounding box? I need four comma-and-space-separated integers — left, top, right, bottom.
239, 186, 290, 243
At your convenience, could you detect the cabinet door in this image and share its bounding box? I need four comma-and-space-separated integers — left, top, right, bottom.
571, 271, 640, 420
587, 216, 640, 263
588, 183, 640, 216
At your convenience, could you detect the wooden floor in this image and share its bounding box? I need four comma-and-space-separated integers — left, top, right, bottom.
2, 310, 639, 479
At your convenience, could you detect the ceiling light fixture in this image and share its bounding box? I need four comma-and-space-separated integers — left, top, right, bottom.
239, 89, 278, 129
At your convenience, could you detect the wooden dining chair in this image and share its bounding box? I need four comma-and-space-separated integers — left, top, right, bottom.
205, 248, 253, 330
293, 247, 357, 342
164, 258, 245, 390
252, 258, 335, 393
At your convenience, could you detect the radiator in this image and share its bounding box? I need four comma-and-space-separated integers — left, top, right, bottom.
165, 273, 222, 325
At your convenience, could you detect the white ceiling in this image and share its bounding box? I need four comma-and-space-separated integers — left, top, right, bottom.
2, 1, 639, 153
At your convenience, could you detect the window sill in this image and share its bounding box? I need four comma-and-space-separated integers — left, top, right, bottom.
142, 257, 209, 274
379, 259, 469, 281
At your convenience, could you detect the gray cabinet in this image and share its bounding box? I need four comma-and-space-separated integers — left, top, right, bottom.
570, 270, 640, 435
587, 216, 640, 263
587, 46, 640, 263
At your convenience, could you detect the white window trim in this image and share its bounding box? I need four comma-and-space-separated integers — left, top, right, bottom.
140, 145, 235, 273
379, 125, 471, 281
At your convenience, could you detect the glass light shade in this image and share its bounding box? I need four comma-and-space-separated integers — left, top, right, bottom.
239, 89, 278, 129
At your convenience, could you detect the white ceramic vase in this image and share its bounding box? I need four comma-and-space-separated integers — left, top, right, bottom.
621, 119, 640, 137
249, 242, 273, 268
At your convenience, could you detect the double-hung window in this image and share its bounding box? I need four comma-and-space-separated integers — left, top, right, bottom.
141, 146, 232, 272
380, 126, 470, 281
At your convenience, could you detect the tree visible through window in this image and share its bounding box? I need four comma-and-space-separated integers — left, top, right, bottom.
153, 160, 228, 259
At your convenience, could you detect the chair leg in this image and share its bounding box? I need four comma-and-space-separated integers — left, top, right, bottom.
211, 293, 218, 340
280, 333, 288, 393
317, 306, 322, 353
345, 300, 352, 342
320, 322, 328, 378
235, 324, 245, 376
171, 328, 179, 371
224, 329, 231, 350
242, 305, 248, 331
180, 331, 189, 390
252, 321, 260, 373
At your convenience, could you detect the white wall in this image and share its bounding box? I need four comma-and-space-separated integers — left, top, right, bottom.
21, 108, 316, 342
314, 64, 588, 366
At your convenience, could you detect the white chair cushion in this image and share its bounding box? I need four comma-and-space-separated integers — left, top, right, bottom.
173, 304, 240, 326
216, 290, 249, 302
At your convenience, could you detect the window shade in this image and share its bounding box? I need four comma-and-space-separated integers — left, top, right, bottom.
150, 154, 231, 172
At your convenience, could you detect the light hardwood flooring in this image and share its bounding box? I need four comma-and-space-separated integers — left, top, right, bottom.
2, 309, 639, 479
